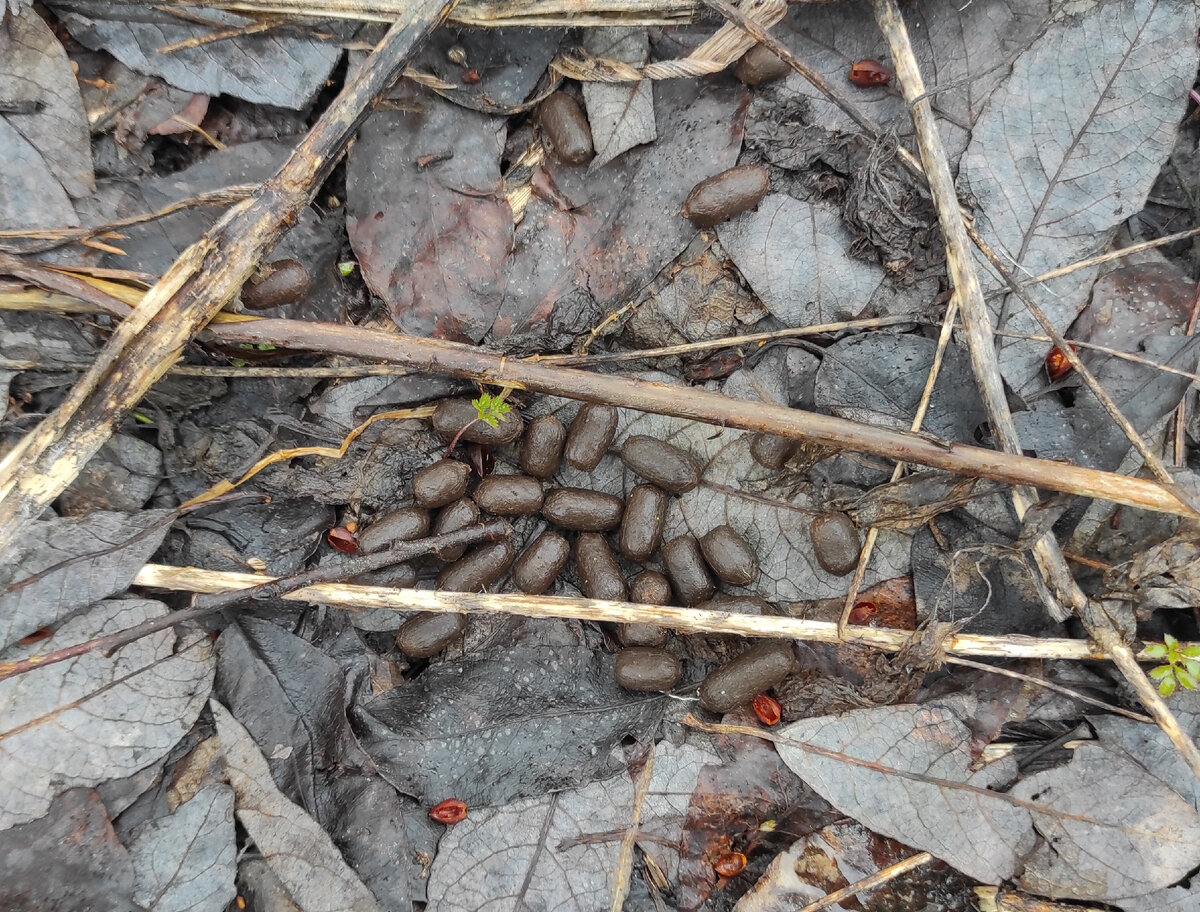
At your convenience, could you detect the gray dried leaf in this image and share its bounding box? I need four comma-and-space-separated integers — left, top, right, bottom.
54, 3, 340, 108
957, 0, 1199, 389
718, 194, 885, 328
0, 508, 172, 648
212, 700, 385, 912
1012, 740, 1200, 901
582, 28, 656, 169
0, 599, 214, 830
1105, 530, 1200, 612
0, 5, 93, 229
129, 785, 237, 912
849, 473, 1006, 532
426, 740, 716, 911
775, 704, 1036, 883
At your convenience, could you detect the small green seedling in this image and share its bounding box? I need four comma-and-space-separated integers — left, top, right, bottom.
1145, 634, 1200, 697
338, 261, 357, 276
472, 392, 510, 429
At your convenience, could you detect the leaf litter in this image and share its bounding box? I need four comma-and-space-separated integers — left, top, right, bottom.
3, 1, 1200, 910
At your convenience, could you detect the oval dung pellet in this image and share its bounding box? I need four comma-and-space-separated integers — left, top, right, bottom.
564, 405, 618, 471
615, 647, 682, 692
698, 641, 794, 713
662, 535, 714, 606
432, 398, 524, 446
357, 506, 430, 554
542, 488, 624, 531
473, 475, 544, 516
699, 525, 758, 587
540, 92, 594, 166
396, 611, 468, 658
242, 259, 311, 310
575, 533, 627, 602
620, 436, 701, 493
413, 459, 472, 509
750, 433, 797, 470
512, 530, 570, 595
810, 511, 861, 576
436, 540, 515, 592
618, 484, 667, 562
630, 570, 672, 605
350, 562, 417, 589
681, 165, 769, 229
733, 44, 790, 86
618, 622, 669, 647
520, 415, 567, 479
430, 497, 479, 562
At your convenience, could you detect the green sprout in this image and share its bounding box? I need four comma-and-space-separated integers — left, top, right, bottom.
472, 391, 510, 429
338, 261, 357, 276
1145, 634, 1200, 697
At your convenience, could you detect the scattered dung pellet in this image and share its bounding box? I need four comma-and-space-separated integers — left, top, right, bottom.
241, 259, 311, 310
357, 506, 430, 554
699, 525, 758, 586
350, 562, 417, 588
539, 92, 594, 166
575, 533, 628, 602
512, 530, 570, 595
432, 398, 524, 445
520, 415, 567, 479
473, 474, 544, 516
396, 611, 468, 658
413, 459, 472, 508
733, 44, 790, 85
750, 433, 797, 469
619, 436, 701, 493
430, 497, 479, 561
436, 540, 515, 592
618, 484, 667, 562
699, 641, 794, 713
681, 165, 769, 229
615, 647, 682, 692
541, 487, 624, 531
662, 535, 715, 606
564, 404, 618, 471
629, 570, 673, 605
618, 622, 669, 647
810, 511, 861, 577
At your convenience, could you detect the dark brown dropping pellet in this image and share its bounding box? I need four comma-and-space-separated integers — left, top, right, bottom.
512, 530, 570, 595
520, 415, 566, 479
681, 165, 770, 229
733, 44, 791, 85
541, 488, 624, 531
750, 433, 797, 470
619, 436, 701, 494
473, 475, 544, 516
539, 91, 594, 166
695, 595, 773, 616
241, 259, 311, 310
432, 398, 524, 445
662, 535, 714, 606
699, 641, 794, 713
357, 506, 430, 554
436, 540, 515, 592
618, 484, 667, 562
618, 622, 669, 647
810, 511, 861, 576
349, 562, 417, 588
396, 611, 468, 658
413, 459, 472, 508
699, 525, 758, 586
614, 647, 682, 692
431, 497, 479, 562
629, 570, 672, 605
564, 404, 618, 471
575, 532, 627, 602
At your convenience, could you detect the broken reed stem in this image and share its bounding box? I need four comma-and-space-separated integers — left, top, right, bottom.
0, 0, 459, 554
213, 317, 1197, 520
131, 562, 1189, 664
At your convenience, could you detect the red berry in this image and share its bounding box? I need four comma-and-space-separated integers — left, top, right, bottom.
848, 601, 878, 625
752, 693, 782, 726
429, 798, 468, 824
327, 526, 358, 553
848, 58, 891, 87
713, 851, 747, 877
1045, 344, 1077, 382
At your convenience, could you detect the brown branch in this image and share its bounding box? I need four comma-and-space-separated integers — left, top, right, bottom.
0, 0, 459, 553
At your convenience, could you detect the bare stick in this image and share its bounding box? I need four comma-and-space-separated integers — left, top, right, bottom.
0, 0, 458, 554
